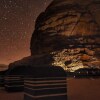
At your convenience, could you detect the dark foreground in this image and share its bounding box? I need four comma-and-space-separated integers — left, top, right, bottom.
0, 78, 100, 100
0, 90, 24, 100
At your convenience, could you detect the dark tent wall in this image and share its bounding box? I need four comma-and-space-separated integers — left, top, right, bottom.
0, 70, 7, 88
4, 65, 32, 92
24, 66, 67, 100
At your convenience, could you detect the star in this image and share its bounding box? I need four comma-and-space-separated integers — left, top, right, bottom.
0, 0, 52, 64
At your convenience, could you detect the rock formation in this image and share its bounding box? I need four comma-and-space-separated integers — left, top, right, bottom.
9, 0, 100, 72
30, 0, 100, 71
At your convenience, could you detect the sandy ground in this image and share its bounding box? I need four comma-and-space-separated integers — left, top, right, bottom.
0, 90, 24, 100
68, 78, 100, 100
0, 78, 100, 100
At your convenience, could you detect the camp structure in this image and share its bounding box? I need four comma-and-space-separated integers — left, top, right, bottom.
24, 66, 67, 100
4, 65, 31, 92
0, 70, 7, 89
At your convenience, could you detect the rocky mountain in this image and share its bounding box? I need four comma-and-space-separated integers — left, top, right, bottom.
30, 0, 100, 72
31, 0, 100, 54
9, 0, 100, 72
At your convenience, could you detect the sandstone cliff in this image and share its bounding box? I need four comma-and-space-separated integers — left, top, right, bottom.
30, 0, 100, 71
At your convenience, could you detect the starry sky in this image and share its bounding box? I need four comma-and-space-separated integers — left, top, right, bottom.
0, 0, 52, 65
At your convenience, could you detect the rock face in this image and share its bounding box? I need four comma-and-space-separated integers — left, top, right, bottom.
30, 0, 100, 71
31, 0, 100, 54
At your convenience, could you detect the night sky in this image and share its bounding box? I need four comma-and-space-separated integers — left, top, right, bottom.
0, 0, 52, 64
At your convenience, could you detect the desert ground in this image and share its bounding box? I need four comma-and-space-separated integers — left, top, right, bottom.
68, 78, 100, 100
0, 78, 100, 100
